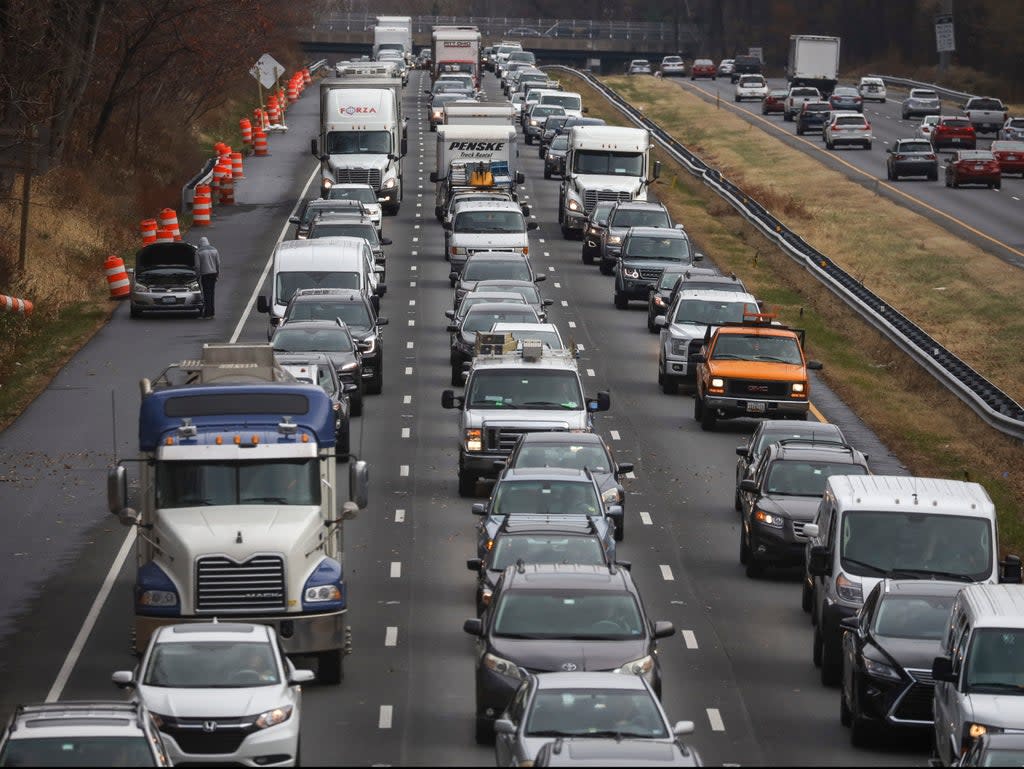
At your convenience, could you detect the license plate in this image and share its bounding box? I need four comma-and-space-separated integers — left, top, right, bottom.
160, 296, 178, 304
746, 401, 766, 414
974, 164, 986, 170
1007, 155, 1018, 160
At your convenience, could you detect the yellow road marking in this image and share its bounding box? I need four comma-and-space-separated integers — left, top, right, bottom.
809, 402, 827, 423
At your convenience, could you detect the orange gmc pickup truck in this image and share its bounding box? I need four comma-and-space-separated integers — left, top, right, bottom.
692, 312, 822, 431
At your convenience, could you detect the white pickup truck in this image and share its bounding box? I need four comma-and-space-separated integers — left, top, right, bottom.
784, 86, 822, 122
963, 96, 1008, 135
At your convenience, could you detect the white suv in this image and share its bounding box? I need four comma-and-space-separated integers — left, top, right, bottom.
856, 76, 887, 102
824, 111, 873, 150
734, 74, 768, 102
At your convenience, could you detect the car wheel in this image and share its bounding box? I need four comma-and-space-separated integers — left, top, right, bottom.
582, 249, 594, 266
614, 291, 628, 310
129, 305, 142, 319
826, 139, 834, 150
350, 393, 363, 417
692, 394, 703, 420
929, 170, 938, 181
745, 557, 763, 579
840, 688, 852, 727
560, 223, 573, 239
317, 649, 344, 684
813, 624, 823, 667
850, 711, 875, 747
475, 717, 493, 745
784, 112, 792, 122
953, 177, 959, 188
901, 111, 908, 120
367, 362, 383, 395
458, 469, 477, 498
383, 204, 399, 216
599, 260, 613, 276
614, 517, 624, 542
821, 637, 842, 686
525, 134, 532, 145
739, 528, 750, 565
802, 581, 813, 613
538, 147, 545, 159
734, 96, 740, 102
796, 125, 804, 135
543, 167, 551, 179
647, 311, 657, 333
699, 401, 716, 431
994, 180, 1002, 190
661, 374, 678, 395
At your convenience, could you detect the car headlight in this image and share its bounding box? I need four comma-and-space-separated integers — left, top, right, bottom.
602, 487, 623, 505
623, 267, 640, 279
754, 510, 785, 528
711, 377, 724, 389
322, 178, 334, 189
340, 362, 359, 371
863, 656, 902, 682
483, 653, 523, 680
135, 562, 180, 615
465, 428, 482, 452
138, 590, 178, 607
360, 336, 377, 356
653, 296, 666, 307
134, 282, 149, 292
530, 119, 538, 126
608, 235, 622, 245
432, 109, 443, 118
836, 573, 863, 603
451, 246, 467, 255
567, 198, 581, 212
301, 557, 346, 610
255, 705, 293, 729
186, 281, 200, 291
792, 382, 805, 394
615, 655, 654, 676
671, 340, 689, 356
382, 177, 396, 189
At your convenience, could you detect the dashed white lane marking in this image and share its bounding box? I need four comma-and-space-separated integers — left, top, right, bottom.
410, 280, 416, 287
547, 265, 555, 271
610, 430, 620, 440
659, 564, 674, 581
390, 562, 402, 578
411, 251, 418, 256
401, 427, 410, 439
414, 224, 420, 229
379, 705, 394, 729
399, 465, 409, 477
407, 320, 415, 327
404, 366, 413, 375
560, 300, 569, 307
683, 630, 699, 649
395, 508, 406, 523
403, 395, 412, 404
385, 626, 398, 647
576, 343, 584, 352
625, 471, 636, 479
544, 252, 551, 257
639, 511, 653, 525
586, 368, 595, 377
1013, 196, 1021, 201
406, 341, 414, 349
568, 321, 576, 328
410, 265, 417, 271
554, 282, 561, 288
412, 236, 419, 242
707, 708, 725, 731
409, 299, 416, 306
539, 238, 545, 243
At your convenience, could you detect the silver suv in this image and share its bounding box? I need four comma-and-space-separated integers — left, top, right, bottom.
0, 702, 170, 766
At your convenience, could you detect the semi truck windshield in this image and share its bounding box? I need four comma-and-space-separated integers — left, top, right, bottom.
156, 459, 321, 507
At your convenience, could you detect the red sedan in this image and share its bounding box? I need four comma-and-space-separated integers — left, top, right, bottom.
761, 89, 788, 115
931, 116, 977, 150
991, 140, 1024, 176
944, 150, 1001, 189
690, 58, 717, 80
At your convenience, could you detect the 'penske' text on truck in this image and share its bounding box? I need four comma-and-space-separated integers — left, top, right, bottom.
431, 124, 523, 219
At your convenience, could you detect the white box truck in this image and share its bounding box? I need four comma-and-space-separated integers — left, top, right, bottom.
443, 101, 518, 126
313, 78, 407, 214
375, 15, 413, 59
787, 35, 841, 95
433, 26, 481, 87
431, 124, 523, 219
558, 126, 659, 239
373, 26, 410, 60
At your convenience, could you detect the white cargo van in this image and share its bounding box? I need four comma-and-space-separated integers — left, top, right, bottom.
445, 199, 538, 276
932, 584, 1024, 765
257, 238, 385, 338
538, 90, 584, 118
803, 475, 1021, 686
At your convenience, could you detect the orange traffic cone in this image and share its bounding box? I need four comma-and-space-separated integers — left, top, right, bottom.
104, 255, 131, 299
140, 218, 158, 245
155, 228, 174, 244
231, 151, 244, 179
287, 79, 298, 103
253, 129, 269, 156
240, 118, 252, 145
159, 208, 181, 241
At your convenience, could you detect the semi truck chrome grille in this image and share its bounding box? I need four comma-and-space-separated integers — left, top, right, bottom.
195, 554, 285, 613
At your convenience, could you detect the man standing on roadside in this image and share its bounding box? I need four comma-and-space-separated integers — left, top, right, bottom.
196, 236, 221, 319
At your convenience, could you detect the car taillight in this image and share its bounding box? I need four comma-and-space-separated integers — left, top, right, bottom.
893, 154, 904, 160
864, 123, 871, 130
926, 153, 936, 160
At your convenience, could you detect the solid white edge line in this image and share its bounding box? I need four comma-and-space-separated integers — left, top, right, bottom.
390, 562, 402, 578
229, 162, 320, 344
46, 528, 138, 702
384, 626, 398, 647
707, 707, 725, 731
395, 509, 406, 523
379, 705, 394, 728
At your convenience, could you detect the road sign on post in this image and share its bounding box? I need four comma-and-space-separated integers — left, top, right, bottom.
249, 54, 285, 89
935, 14, 955, 53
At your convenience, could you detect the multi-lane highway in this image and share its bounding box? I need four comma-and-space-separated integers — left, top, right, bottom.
667, 75, 1024, 269
0, 68, 937, 766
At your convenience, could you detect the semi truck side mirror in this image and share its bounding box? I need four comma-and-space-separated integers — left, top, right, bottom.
1001, 554, 1023, 584
349, 460, 369, 509
516, 172, 525, 184
401, 138, 408, 156
653, 160, 662, 179
430, 172, 439, 183
310, 139, 318, 156
107, 466, 127, 515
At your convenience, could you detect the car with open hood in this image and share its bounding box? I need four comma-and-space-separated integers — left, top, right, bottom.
129, 242, 204, 318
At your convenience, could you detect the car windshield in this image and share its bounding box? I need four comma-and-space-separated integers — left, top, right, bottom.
573, 151, 644, 176
276, 272, 359, 304
550, 135, 568, 150
155, 459, 321, 507
454, 211, 525, 234
491, 534, 605, 570
0, 736, 158, 767
282, 364, 337, 397
899, 141, 933, 153
285, 299, 371, 329
740, 77, 765, 86
673, 298, 748, 326
310, 223, 379, 243
943, 118, 971, 128
624, 236, 690, 261
460, 295, 526, 314
664, 57, 682, 64
793, 89, 819, 97
144, 641, 280, 688
531, 106, 565, 119
525, 688, 668, 738
753, 426, 843, 457
478, 284, 541, 304
839, 511, 993, 581
324, 130, 391, 154
993, 141, 1024, 151
833, 88, 858, 97
958, 151, 995, 161
327, 187, 376, 204
912, 90, 938, 100
301, 204, 364, 227
462, 308, 538, 333
514, 444, 610, 472
1009, 119, 1024, 128
970, 99, 1003, 110
467, 370, 584, 411
658, 270, 685, 289
611, 209, 669, 228
494, 591, 643, 640
873, 594, 957, 640
590, 203, 614, 222
965, 629, 1024, 694
804, 103, 831, 112
272, 327, 353, 353
492, 479, 602, 516
541, 95, 581, 110
836, 116, 867, 127
764, 459, 867, 497
462, 260, 531, 281
711, 333, 803, 364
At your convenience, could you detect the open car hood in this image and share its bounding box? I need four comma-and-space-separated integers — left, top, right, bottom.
135, 242, 197, 272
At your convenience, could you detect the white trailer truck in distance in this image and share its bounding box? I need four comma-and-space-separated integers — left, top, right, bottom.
788, 35, 841, 95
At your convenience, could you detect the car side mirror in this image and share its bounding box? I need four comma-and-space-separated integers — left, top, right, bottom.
516, 172, 525, 184
615, 560, 632, 571
493, 718, 516, 735
736, 446, 750, 457
593, 391, 611, 411
582, 106, 589, 114
740, 479, 759, 493
463, 618, 483, 636
466, 558, 483, 571
932, 656, 956, 683
310, 139, 318, 156
654, 316, 667, 328
471, 502, 487, 515
541, 299, 553, 307
288, 215, 300, 224
441, 390, 463, 409
617, 462, 634, 474
520, 205, 531, 217
691, 353, 706, 364
446, 324, 458, 334
807, 360, 823, 370
1000, 554, 1023, 584
376, 317, 389, 326
653, 159, 662, 179
653, 620, 675, 639
526, 221, 538, 231
290, 669, 316, 684
533, 274, 545, 282
803, 523, 819, 538
374, 283, 387, 297
111, 671, 135, 689
429, 172, 439, 183
257, 295, 270, 314
381, 238, 393, 246
839, 616, 859, 633
673, 720, 695, 736
445, 310, 455, 319
808, 545, 830, 577
693, 252, 704, 261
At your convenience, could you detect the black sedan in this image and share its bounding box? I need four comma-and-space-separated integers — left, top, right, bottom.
270, 320, 364, 416
543, 133, 569, 179
840, 578, 964, 746
886, 138, 939, 181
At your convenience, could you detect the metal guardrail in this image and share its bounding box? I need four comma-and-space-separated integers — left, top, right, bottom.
308, 58, 329, 74
545, 65, 1024, 442
869, 74, 976, 103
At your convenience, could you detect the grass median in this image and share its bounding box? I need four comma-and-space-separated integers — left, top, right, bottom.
554, 71, 1024, 552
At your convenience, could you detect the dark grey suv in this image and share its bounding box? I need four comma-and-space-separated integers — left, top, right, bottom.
614, 227, 700, 309
463, 562, 675, 743
598, 201, 673, 275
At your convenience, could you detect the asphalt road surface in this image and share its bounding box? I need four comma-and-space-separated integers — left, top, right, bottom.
667, 75, 1024, 270
0, 69, 933, 766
